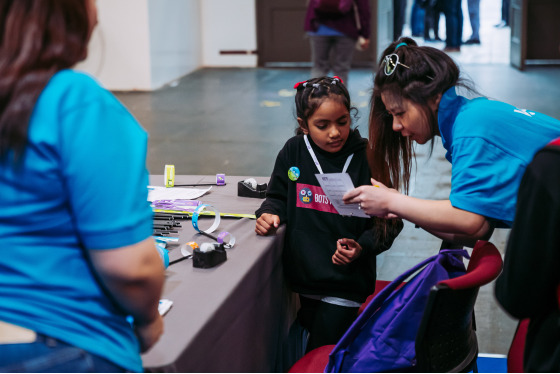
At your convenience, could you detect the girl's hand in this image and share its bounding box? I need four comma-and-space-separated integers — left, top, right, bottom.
255, 213, 280, 236
332, 239, 362, 265
342, 178, 400, 219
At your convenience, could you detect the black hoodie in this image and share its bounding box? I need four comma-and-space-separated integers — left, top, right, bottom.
256, 129, 402, 303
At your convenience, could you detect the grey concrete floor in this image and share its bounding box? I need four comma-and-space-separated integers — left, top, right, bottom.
115, 63, 560, 356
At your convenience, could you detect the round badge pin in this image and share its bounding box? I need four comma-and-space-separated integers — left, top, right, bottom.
288, 166, 300, 181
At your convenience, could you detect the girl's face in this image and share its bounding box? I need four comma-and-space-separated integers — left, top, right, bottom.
381, 93, 439, 145
299, 98, 351, 153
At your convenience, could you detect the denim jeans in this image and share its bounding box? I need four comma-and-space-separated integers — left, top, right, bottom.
441, 0, 463, 48
501, 0, 510, 24
0, 334, 130, 373
410, 0, 425, 37
467, 0, 480, 40
393, 0, 407, 38
309, 35, 356, 85
424, 5, 441, 40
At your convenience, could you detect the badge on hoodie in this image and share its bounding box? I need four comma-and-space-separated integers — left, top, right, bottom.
288, 166, 300, 181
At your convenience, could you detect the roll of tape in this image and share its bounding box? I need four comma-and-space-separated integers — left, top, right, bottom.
181, 241, 199, 257
244, 178, 257, 190
200, 242, 219, 253
217, 231, 236, 249
192, 204, 221, 233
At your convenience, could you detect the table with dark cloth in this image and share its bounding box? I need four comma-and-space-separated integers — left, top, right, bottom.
141, 175, 302, 372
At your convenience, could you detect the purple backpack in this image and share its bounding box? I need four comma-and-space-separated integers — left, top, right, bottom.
325, 249, 469, 373
313, 0, 354, 15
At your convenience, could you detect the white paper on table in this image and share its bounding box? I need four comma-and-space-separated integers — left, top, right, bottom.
147, 185, 212, 202
315, 173, 369, 218
158, 299, 173, 316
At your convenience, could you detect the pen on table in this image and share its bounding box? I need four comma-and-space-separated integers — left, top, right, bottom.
153, 230, 172, 235
168, 255, 192, 266
154, 213, 189, 220
153, 223, 179, 229
153, 220, 182, 227
198, 231, 218, 241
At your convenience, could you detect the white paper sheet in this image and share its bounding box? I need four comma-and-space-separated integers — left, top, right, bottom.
147, 185, 211, 202
315, 173, 369, 218
158, 299, 173, 316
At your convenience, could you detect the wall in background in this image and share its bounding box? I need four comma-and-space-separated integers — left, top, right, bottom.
148, 0, 202, 89
201, 0, 257, 67
77, 0, 153, 90
77, 0, 256, 91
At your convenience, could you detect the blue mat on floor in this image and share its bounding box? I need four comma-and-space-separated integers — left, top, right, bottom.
476, 354, 507, 373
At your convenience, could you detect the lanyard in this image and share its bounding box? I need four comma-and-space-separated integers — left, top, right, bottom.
304, 135, 353, 175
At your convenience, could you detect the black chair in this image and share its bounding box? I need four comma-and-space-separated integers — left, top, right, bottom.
415, 241, 503, 372
414, 285, 480, 372
289, 241, 503, 373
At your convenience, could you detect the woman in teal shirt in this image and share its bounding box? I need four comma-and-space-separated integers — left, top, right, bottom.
0, 0, 164, 372
343, 37, 560, 246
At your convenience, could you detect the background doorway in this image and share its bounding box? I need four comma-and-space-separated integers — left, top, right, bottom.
256, 0, 393, 69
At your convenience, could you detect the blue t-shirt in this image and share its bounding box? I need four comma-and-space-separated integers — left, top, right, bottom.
0, 70, 153, 372
438, 87, 560, 227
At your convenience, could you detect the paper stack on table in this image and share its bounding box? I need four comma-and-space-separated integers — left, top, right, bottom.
147, 185, 211, 201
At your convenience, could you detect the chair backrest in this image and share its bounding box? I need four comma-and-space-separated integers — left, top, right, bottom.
414, 241, 503, 372
507, 319, 529, 373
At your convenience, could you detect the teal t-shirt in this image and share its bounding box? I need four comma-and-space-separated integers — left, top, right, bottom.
0, 70, 153, 372
438, 87, 560, 227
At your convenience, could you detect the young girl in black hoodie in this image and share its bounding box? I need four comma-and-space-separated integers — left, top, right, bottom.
255, 76, 403, 351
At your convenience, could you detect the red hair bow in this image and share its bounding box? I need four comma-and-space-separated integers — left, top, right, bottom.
293, 80, 307, 89
332, 76, 344, 84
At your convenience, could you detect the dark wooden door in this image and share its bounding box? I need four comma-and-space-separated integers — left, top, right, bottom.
509, 0, 526, 69
256, 0, 310, 66
525, 0, 560, 63
511, 0, 560, 70
256, 0, 393, 69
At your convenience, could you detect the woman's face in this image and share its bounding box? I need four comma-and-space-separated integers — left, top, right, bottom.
381, 93, 437, 145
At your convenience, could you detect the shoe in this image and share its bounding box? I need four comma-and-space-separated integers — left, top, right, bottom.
494, 20, 507, 28
443, 46, 460, 53
464, 38, 480, 45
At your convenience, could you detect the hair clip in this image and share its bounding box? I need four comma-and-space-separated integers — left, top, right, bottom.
395, 42, 407, 51
312, 83, 320, 88
293, 80, 308, 89
332, 76, 344, 84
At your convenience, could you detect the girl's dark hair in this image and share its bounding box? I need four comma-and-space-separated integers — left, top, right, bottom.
368, 37, 475, 194
294, 76, 356, 135
294, 76, 403, 245
0, 0, 90, 161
